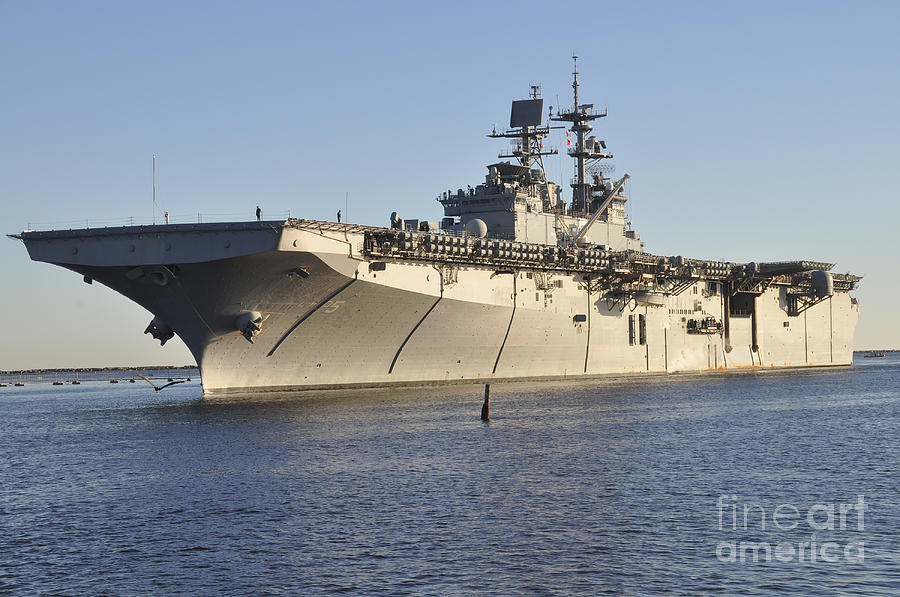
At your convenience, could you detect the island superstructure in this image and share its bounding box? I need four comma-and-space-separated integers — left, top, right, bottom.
12, 59, 860, 394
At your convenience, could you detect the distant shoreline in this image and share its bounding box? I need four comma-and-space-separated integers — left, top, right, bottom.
1, 365, 197, 375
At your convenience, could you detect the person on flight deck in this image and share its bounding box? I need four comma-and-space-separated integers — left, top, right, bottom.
337, 209, 342, 223
256, 206, 261, 221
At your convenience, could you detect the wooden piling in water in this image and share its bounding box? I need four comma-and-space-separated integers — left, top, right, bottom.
481, 384, 491, 421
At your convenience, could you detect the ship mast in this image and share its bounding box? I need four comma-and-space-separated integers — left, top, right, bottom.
488, 85, 557, 177
551, 55, 612, 215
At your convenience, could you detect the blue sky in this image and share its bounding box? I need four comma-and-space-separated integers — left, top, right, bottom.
1, 0, 898, 368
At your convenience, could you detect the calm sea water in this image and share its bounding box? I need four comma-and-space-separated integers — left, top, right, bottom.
1, 357, 898, 595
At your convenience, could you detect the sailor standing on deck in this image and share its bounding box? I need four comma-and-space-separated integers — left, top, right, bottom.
256, 206, 261, 221
337, 209, 342, 223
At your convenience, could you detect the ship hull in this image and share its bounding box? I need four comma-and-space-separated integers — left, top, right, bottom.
16, 221, 859, 395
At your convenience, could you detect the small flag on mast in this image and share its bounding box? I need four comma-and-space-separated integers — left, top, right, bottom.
565, 130, 572, 146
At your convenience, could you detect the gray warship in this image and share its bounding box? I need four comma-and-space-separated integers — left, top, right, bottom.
12, 59, 860, 394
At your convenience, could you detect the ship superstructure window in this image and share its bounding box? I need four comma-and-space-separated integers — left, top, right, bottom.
628, 315, 635, 345
639, 314, 647, 345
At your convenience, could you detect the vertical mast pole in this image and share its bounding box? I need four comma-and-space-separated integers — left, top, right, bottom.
152, 154, 157, 225
573, 55, 586, 214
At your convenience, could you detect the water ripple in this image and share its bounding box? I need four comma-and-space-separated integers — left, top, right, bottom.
0, 358, 898, 594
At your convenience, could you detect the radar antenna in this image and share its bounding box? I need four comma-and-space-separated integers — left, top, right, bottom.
488, 85, 558, 176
